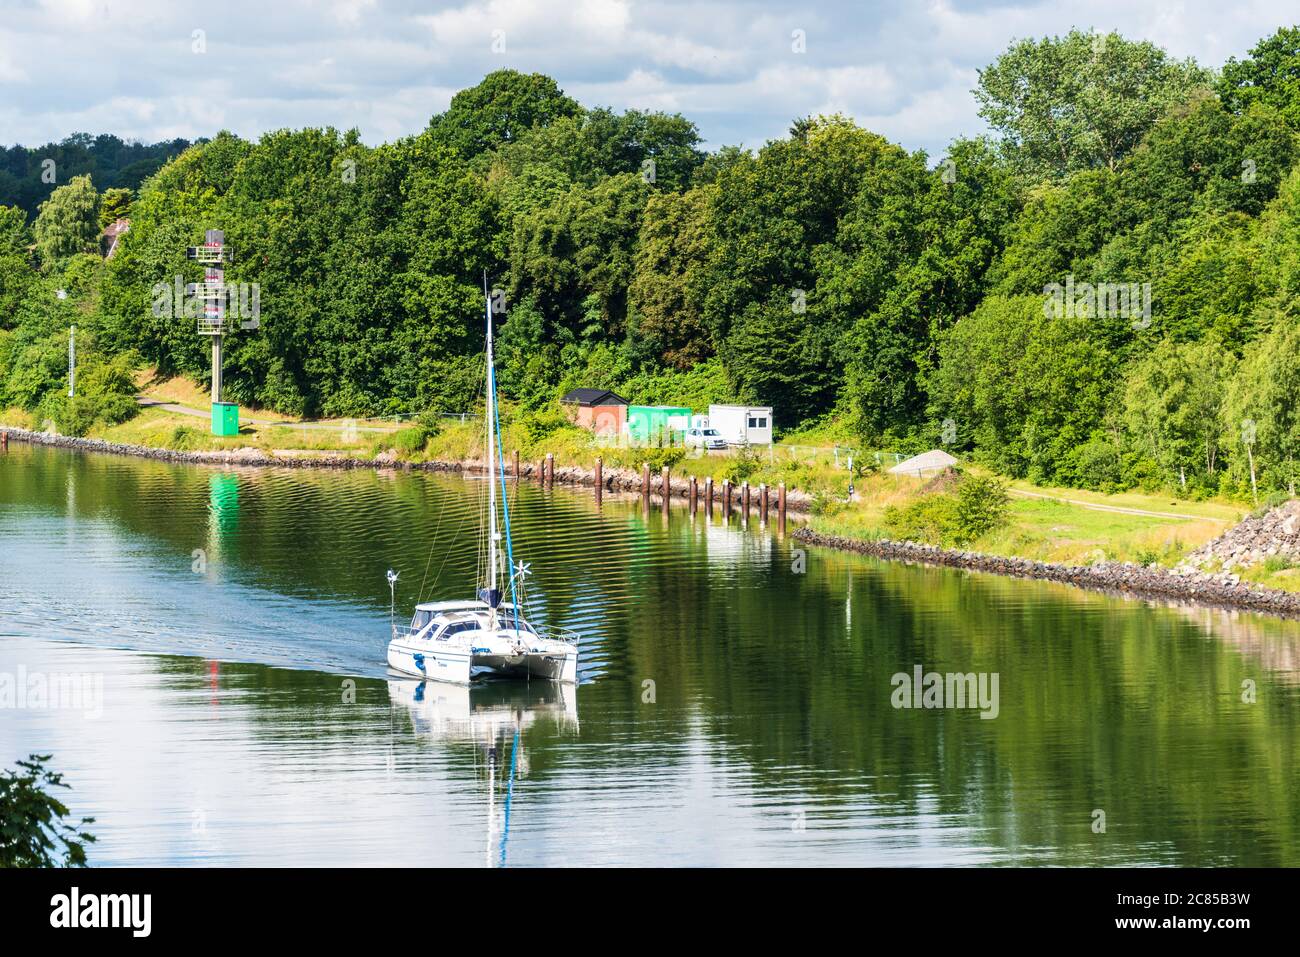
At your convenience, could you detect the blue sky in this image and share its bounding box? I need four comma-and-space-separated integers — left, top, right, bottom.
0, 0, 1295, 157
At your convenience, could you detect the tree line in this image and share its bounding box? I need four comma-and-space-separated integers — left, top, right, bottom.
3, 27, 1300, 500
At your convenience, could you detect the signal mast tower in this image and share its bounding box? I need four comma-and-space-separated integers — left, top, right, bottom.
185, 229, 239, 436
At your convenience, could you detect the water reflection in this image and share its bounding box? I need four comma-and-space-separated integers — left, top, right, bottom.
3, 442, 1300, 866
388, 678, 579, 866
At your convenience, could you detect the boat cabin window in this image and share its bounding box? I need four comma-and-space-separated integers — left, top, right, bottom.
411, 609, 435, 631
434, 619, 481, 640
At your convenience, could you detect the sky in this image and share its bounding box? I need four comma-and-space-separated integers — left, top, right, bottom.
0, 0, 1296, 157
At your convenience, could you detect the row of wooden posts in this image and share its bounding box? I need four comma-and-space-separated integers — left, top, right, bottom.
506, 449, 786, 531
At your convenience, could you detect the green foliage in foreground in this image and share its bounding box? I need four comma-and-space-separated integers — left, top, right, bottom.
0, 754, 96, 868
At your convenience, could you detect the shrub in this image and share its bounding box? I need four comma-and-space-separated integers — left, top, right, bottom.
726, 443, 762, 483
883, 494, 959, 545
1263, 554, 1295, 573
636, 446, 685, 472
951, 475, 1010, 543
883, 474, 1010, 546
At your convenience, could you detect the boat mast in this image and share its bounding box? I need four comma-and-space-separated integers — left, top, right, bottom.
485, 283, 499, 620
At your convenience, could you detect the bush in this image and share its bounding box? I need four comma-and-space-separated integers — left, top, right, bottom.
883, 494, 959, 545
635, 446, 685, 472
951, 475, 1010, 543
883, 474, 1010, 546
725, 443, 762, 483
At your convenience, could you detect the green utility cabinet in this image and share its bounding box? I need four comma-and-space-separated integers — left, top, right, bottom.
211, 402, 240, 437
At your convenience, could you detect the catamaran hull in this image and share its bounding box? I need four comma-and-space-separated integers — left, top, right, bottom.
388, 642, 578, 685
387, 642, 473, 685
474, 651, 579, 683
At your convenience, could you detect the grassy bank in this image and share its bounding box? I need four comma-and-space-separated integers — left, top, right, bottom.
806, 469, 1250, 574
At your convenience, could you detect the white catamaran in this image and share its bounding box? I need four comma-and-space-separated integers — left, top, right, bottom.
386, 289, 580, 685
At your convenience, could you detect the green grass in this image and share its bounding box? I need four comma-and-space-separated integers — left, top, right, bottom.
807, 472, 1233, 567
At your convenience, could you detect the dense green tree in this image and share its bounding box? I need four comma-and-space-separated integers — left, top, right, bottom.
1122, 339, 1235, 489
1219, 26, 1300, 128
929, 295, 1118, 482
1223, 318, 1300, 495
0, 204, 28, 255
33, 175, 100, 266
627, 187, 715, 369
976, 30, 1208, 180
430, 70, 581, 158
0, 133, 191, 220
97, 187, 132, 227
509, 172, 648, 341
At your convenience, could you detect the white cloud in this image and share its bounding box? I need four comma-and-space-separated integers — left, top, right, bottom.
0, 0, 1296, 157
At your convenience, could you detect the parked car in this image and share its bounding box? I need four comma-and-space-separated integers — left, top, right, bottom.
684, 427, 727, 450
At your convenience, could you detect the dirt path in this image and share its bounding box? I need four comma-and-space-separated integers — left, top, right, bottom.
1008, 487, 1232, 523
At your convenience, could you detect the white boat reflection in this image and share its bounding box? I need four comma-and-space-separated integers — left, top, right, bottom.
387, 677, 579, 866
386, 677, 578, 743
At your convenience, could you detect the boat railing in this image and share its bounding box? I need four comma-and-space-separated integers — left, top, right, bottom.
539, 627, 581, 646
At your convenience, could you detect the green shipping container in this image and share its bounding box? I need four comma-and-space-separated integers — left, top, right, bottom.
212, 401, 240, 437
626, 405, 692, 445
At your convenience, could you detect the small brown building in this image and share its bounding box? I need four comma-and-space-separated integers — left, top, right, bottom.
561, 388, 628, 438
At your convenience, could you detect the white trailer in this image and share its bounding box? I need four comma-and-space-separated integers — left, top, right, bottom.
707, 404, 774, 446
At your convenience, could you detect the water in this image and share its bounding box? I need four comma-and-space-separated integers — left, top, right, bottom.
2, 441, 1298, 866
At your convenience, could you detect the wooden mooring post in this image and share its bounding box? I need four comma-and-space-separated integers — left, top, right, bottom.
512, 449, 519, 481
778, 482, 787, 534
661, 466, 670, 515
760, 483, 769, 523
641, 463, 651, 498
742, 481, 751, 521
689, 476, 698, 514
545, 453, 554, 488
723, 479, 732, 518
705, 477, 714, 517
594, 456, 603, 505
0, 431, 7, 451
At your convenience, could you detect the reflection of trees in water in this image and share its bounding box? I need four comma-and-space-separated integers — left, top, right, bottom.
686, 552, 1300, 865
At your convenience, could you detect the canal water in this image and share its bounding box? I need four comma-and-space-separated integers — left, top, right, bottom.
1, 441, 1298, 866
